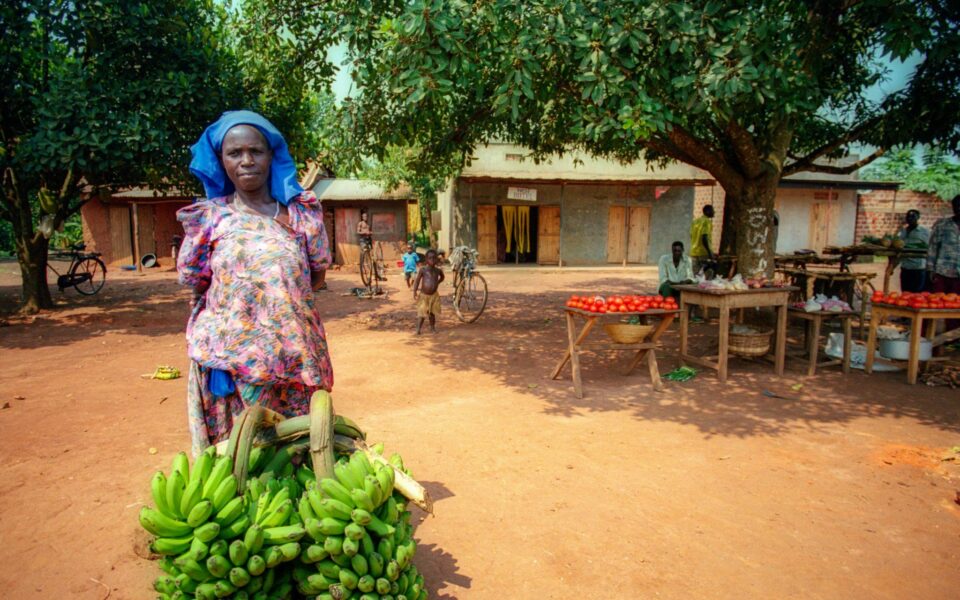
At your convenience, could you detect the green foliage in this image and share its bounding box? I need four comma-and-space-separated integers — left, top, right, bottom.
862, 147, 960, 200
50, 214, 84, 251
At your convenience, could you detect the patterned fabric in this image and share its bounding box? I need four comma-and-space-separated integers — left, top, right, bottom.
178, 191, 333, 452
927, 217, 960, 278
689, 216, 713, 257
416, 292, 441, 317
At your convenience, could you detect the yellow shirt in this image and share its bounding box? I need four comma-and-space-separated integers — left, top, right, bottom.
690, 216, 713, 257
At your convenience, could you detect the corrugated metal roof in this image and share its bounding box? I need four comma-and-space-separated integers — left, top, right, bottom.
312, 179, 414, 201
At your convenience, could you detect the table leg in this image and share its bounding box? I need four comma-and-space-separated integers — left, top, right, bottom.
679, 303, 689, 366
842, 317, 852, 374
566, 312, 588, 397
775, 303, 788, 376
865, 308, 879, 374
647, 349, 663, 391
807, 314, 821, 377
907, 315, 922, 385
551, 314, 597, 379
625, 314, 675, 376
718, 307, 730, 383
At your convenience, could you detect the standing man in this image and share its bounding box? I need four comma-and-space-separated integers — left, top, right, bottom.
690, 204, 715, 276
927, 195, 960, 303
898, 209, 930, 292
658, 241, 695, 302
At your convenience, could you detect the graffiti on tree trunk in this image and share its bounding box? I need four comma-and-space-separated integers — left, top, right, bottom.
746, 207, 769, 275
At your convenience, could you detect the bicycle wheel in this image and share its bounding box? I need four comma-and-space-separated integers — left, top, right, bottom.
359, 249, 373, 287
454, 272, 488, 323
374, 243, 386, 282
70, 257, 106, 295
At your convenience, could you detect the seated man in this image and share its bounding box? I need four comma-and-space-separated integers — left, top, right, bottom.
658, 241, 695, 302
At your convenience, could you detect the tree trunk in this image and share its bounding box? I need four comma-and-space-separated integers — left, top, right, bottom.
16, 233, 54, 314
718, 179, 779, 278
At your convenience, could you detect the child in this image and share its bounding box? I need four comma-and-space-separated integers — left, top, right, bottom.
356, 209, 372, 250
413, 249, 445, 334
401, 242, 421, 288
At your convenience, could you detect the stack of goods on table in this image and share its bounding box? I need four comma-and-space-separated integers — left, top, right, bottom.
697, 274, 785, 291
871, 290, 960, 309
565, 294, 678, 313
141, 416, 428, 600
792, 294, 852, 313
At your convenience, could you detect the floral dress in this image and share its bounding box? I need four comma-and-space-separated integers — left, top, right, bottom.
177, 191, 333, 455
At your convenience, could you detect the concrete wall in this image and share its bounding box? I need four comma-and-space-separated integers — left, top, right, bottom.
452, 180, 693, 264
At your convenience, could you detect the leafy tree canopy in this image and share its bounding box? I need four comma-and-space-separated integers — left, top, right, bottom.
862, 146, 960, 200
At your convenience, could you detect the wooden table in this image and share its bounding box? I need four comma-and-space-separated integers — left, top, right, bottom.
775, 266, 876, 337
864, 303, 960, 384
675, 285, 797, 383
551, 307, 679, 398
823, 245, 927, 293
787, 307, 854, 376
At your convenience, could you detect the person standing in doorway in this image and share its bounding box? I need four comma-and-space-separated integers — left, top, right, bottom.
690, 204, 715, 276
898, 209, 930, 293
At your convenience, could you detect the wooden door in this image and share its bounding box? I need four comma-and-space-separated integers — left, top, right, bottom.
606, 206, 626, 263
537, 206, 561, 265
108, 205, 133, 265
476, 205, 497, 264
136, 204, 157, 257
335, 207, 361, 265
626, 206, 650, 263
809, 202, 839, 252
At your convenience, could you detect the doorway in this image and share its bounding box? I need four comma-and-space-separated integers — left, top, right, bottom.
606, 205, 651, 264
476, 205, 555, 265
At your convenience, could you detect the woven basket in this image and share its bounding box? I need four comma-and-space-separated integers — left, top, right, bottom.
729, 328, 773, 356
603, 323, 654, 344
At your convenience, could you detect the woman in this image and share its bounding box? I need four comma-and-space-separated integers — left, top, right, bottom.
177, 110, 333, 455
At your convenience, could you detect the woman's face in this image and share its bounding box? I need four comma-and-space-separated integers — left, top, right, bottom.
221, 125, 272, 193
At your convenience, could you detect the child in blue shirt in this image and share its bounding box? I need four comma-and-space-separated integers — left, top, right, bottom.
401, 242, 421, 288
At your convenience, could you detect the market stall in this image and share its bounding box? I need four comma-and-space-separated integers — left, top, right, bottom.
675, 284, 797, 383
787, 306, 854, 376
822, 244, 927, 294
864, 293, 960, 385
551, 295, 680, 398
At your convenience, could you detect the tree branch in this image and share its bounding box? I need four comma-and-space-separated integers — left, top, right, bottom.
724, 118, 763, 178
662, 125, 744, 192
782, 116, 882, 175
795, 148, 886, 175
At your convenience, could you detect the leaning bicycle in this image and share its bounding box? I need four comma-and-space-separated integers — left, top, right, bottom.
47, 243, 107, 295
359, 240, 385, 293
450, 246, 488, 323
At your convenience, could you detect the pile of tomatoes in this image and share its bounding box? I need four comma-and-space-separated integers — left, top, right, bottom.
872, 290, 960, 309
565, 294, 679, 313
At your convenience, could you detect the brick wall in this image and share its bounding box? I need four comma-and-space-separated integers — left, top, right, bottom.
854, 190, 949, 242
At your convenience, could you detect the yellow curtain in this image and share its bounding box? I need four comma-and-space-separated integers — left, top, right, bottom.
517, 206, 530, 252
502, 206, 517, 252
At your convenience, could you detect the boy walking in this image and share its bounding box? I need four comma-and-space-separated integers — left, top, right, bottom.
413, 249, 445, 334
401, 242, 421, 288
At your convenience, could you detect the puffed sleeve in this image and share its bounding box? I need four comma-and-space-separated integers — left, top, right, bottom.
295, 191, 332, 271
176, 200, 218, 289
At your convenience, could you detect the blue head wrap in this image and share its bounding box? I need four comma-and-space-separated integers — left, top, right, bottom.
189, 110, 303, 205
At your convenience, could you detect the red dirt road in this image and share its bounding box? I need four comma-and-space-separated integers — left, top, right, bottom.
1, 262, 958, 599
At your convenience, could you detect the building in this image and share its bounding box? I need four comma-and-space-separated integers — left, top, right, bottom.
312, 178, 419, 265
435, 143, 899, 264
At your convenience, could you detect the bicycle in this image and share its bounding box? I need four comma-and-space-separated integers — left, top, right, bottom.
359, 239, 385, 293
449, 246, 488, 323
47, 243, 107, 295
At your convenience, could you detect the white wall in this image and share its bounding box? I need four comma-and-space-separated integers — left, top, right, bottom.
774, 188, 857, 252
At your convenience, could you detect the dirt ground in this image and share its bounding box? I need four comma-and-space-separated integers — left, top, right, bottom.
1, 259, 958, 600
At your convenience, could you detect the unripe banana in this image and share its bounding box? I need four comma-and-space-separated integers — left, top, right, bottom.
371, 442, 385, 455
212, 475, 238, 512
187, 500, 215, 528
360, 533, 374, 557
261, 499, 293, 528
254, 489, 272, 524
193, 521, 220, 543
139, 507, 193, 537
317, 517, 347, 536
214, 497, 245, 526
305, 518, 327, 543
320, 498, 353, 521
342, 536, 359, 557
339, 567, 359, 590
298, 497, 316, 522
247, 554, 266, 576
363, 476, 383, 508
396, 544, 409, 569
334, 461, 362, 490
151, 471, 174, 517
329, 550, 350, 567
363, 512, 395, 538
386, 558, 400, 581
317, 560, 341, 579
367, 552, 384, 578
229, 566, 251, 588
189, 536, 210, 562
323, 535, 344, 556
191, 451, 213, 487
320, 478, 357, 508
175, 572, 199, 594
375, 465, 394, 501
202, 457, 233, 500
193, 582, 217, 600
151, 534, 193, 556
179, 480, 203, 521
243, 523, 264, 554
343, 522, 365, 541
206, 553, 231, 578
296, 464, 316, 487
175, 556, 210, 582
303, 543, 329, 564
171, 452, 190, 483
357, 574, 375, 593
165, 471, 186, 518
209, 539, 228, 557
351, 554, 369, 577
228, 539, 249, 567
377, 539, 393, 562
265, 487, 290, 515
265, 546, 284, 568
217, 514, 250, 540
213, 579, 236, 598
248, 447, 265, 475
262, 524, 306, 545
349, 489, 375, 513
158, 556, 179, 576
278, 541, 301, 561
376, 577, 392, 594
307, 573, 337, 592
380, 497, 399, 525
